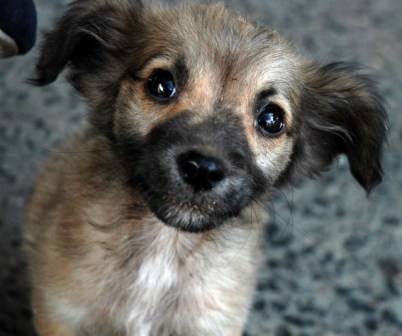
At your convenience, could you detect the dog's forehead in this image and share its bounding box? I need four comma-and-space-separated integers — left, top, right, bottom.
144, 4, 300, 93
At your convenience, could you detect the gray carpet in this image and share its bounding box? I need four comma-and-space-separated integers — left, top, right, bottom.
1, 0, 401, 335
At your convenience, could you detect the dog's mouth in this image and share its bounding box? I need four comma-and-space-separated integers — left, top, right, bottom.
138, 172, 254, 232
148, 195, 234, 232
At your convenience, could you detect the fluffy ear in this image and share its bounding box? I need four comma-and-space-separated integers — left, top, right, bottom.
30, 0, 144, 88
285, 62, 388, 193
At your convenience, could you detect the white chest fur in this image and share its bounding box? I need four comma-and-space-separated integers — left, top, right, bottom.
120, 220, 261, 336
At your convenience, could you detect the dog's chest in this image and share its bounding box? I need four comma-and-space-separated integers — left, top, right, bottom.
48, 211, 262, 335
111, 223, 258, 335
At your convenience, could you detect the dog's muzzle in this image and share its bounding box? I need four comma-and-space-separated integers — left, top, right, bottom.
122, 112, 265, 232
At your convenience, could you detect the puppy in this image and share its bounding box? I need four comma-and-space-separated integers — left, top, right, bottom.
25, 1, 387, 335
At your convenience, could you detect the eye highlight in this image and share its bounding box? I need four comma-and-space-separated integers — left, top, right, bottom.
147, 69, 177, 101
256, 103, 285, 136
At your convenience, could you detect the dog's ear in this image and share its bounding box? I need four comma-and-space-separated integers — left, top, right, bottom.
284, 62, 387, 193
30, 0, 144, 87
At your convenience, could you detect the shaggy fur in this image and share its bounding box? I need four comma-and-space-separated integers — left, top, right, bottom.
26, 1, 387, 335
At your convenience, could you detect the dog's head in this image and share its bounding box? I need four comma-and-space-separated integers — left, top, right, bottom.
32, 0, 387, 232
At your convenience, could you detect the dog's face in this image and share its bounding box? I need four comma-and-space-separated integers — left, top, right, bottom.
113, 5, 301, 231
32, 0, 387, 232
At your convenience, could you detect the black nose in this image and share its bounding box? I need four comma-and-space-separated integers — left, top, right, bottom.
177, 151, 226, 191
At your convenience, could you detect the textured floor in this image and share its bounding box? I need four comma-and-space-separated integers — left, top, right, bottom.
1, 0, 401, 335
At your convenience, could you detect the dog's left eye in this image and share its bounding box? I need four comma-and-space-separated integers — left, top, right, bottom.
147, 70, 177, 100
256, 103, 285, 135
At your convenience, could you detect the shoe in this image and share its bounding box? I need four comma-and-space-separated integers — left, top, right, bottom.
0, 0, 37, 58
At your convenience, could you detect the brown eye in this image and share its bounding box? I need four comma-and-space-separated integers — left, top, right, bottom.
256, 103, 285, 135
147, 70, 177, 100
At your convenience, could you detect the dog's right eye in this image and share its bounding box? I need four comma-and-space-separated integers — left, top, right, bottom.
147, 70, 177, 101
256, 103, 285, 136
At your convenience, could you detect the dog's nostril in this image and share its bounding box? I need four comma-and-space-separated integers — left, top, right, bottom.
181, 159, 200, 179
177, 151, 226, 191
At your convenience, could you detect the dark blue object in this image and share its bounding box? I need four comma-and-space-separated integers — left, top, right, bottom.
0, 0, 37, 54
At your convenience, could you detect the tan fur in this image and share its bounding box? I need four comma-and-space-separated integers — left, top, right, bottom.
26, 1, 387, 335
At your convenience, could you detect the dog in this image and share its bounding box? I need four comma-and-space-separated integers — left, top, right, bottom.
25, 1, 387, 335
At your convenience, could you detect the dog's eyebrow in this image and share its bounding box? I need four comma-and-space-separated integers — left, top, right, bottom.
256, 88, 277, 102
174, 57, 189, 89
126, 55, 188, 85
126, 54, 172, 80
126, 55, 189, 91
253, 88, 278, 115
